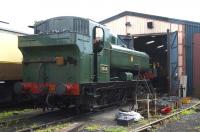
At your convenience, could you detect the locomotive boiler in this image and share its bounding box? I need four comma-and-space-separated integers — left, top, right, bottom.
14, 16, 149, 110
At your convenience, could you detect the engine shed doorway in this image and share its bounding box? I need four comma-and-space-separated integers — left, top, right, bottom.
123, 31, 179, 95
119, 30, 180, 95
133, 33, 168, 93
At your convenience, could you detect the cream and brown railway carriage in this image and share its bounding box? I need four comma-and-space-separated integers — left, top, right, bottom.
0, 25, 28, 103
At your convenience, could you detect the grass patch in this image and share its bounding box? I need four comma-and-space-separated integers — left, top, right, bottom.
31, 123, 39, 128
0, 109, 35, 120
180, 109, 196, 116
171, 115, 180, 121
0, 111, 15, 120
36, 123, 69, 132
84, 124, 101, 131
137, 119, 149, 124
195, 126, 200, 130
104, 126, 128, 132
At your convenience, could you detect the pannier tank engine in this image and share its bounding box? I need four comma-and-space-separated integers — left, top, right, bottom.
14, 16, 149, 110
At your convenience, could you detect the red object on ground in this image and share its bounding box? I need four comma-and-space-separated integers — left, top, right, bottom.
161, 107, 172, 114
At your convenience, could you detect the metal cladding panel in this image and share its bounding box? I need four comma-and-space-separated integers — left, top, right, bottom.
185, 24, 200, 95
193, 33, 200, 97
168, 31, 179, 95
105, 16, 126, 35
73, 18, 89, 35
104, 15, 181, 35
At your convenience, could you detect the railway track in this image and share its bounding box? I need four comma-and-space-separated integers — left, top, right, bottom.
15, 106, 118, 132
133, 101, 200, 132
0, 109, 57, 128
0, 117, 27, 127
1, 101, 199, 132
16, 115, 77, 132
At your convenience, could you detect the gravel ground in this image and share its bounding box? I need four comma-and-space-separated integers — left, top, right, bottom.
1, 100, 199, 132
80, 100, 200, 132
157, 109, 200, 132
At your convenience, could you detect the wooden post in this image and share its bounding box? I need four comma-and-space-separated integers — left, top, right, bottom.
134, 94, 138, 111
147, 93, 150, 118
154, 93, 157, 115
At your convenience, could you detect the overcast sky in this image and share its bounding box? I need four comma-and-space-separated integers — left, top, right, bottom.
0, 0, 199, 33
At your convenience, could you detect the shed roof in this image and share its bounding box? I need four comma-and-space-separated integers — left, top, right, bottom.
100, 11, 200, 26
0, 27, 29, 35
0, 20, 29, 35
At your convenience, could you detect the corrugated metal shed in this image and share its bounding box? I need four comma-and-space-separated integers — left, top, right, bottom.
185, 24, 200, 95
100, 11, 200, 26
100, 11, 200, 96
193, 33, 200, 97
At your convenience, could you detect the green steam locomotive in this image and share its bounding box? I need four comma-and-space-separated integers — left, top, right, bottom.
14, 16, 149, 110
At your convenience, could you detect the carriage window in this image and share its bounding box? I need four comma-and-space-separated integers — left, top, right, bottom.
93, 27, 104, 53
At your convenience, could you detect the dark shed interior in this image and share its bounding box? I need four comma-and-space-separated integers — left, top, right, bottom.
133, 34, 169, 93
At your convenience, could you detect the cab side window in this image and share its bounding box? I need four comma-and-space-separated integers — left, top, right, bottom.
93, 27, 104, 53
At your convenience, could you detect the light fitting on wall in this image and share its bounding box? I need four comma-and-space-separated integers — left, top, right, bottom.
125, 22, 131, 27
146, 40, 155, 45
